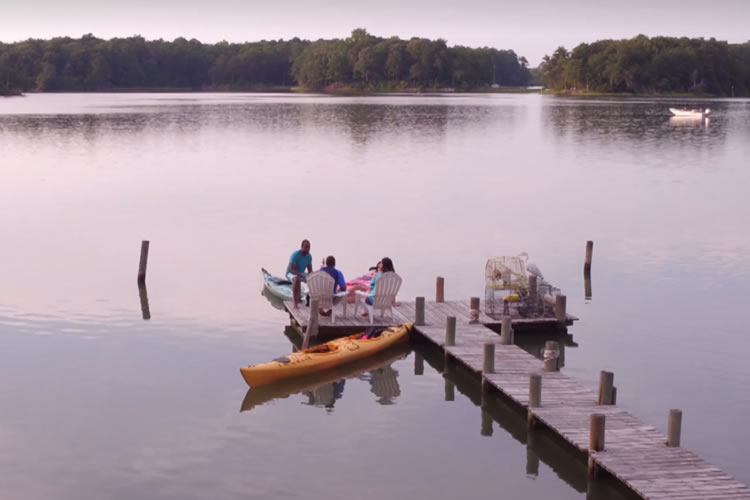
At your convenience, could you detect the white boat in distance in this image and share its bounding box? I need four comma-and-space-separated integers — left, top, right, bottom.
669, 107, 710, 118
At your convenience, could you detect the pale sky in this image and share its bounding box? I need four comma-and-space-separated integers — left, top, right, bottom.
0, 0, 748, 65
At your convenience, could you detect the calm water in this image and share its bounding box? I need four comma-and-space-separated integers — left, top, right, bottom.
1, 93, 749, 499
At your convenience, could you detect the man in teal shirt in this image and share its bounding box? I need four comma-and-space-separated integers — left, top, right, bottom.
286, 239, 312, 309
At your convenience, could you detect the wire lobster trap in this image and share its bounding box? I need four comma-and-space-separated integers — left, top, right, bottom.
484, 256, 528, 317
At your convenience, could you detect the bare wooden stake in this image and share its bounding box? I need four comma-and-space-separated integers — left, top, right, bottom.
598, 371, 614, 405
611, 386, 617, 405
445, 316, 456, 346
444, 378, 455, 401
302, 298, 319, 349
585, 275, 593, 300
414, 353, 424, 376
543, 341, 560, 372
528, 373, 542, 427
667, 409, 682, 447
436, 276, 445, 303
483, 343, 495, 374
500, 317, 513, 345
415, 297, 425, 325
588, 413, 606, 476
469, 296, 480, 323
137, 240, 150, 283
584, 240, 594, 274
555, 294, 567, 325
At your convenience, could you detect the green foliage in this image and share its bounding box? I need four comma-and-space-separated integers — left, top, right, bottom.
540, 35, 750, 96
0, 30, 530, 92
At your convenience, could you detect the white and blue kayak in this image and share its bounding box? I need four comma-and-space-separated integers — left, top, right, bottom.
261, 267, 306, 302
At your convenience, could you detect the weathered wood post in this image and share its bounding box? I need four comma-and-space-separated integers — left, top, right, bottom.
528, 373, 542, 427
584, 240, 594, 274
445, 316, 456, 346
588, 413, 606, 476
585, 275, 593, 300
481, 409, 493, 437
414, 353, 424, 375
500, 317, 513, 345
555, 295, 567, 325
436, 276, 445, 303
469, 296, 480, 323
302, 298, 319, 349
444, 378, 455, 401
667, 409, 682, 447
415, 297, 425, 325
483, 343, 495, 374
137, 240, 150, 284
611, 386, 617, 405
138, 282, 151, 320
598, 371, 614, 405
543, 341, 560, 371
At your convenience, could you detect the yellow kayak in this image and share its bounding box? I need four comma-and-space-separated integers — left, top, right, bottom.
240, 342, 410, 412
240, 324, 412, 388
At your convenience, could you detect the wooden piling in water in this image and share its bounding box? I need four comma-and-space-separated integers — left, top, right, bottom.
302, 299, 319, 349
584, 240, 594, 274
414, 353, 424, 375
137, 240, 150, 284
483, 343, 495, 374
445, 316, 456, 346
469, 296, 480, 323
481, 409, 493, 437
436, 276, 445, 303
588, 413, 606, 477
597, 371, 614, 405
500, 317, 513, 345
444, 378, 455, 401
667, 409, 682, 447
611, 386, 617, 405
138, 282, 151, 320
555, 295, 567, 325
543, 341, 560, 372
528, 373, 542, 427
415, 297, 425, 325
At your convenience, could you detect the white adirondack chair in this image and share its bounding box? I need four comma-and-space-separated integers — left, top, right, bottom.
354, 272, 402, 325
306, 271, 349, 324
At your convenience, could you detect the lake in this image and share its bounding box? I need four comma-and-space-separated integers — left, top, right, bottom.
1, 93, 749, 499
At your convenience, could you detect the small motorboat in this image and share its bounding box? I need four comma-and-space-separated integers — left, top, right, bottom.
240, 324, 412, 387
261, 267, 306, 302
669, 107, 710, 118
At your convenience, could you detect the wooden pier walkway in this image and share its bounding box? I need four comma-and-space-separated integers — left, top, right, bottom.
417, 318, 750, 500
282, 298, 750, 499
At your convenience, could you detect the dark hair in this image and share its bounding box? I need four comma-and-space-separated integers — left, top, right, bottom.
368, 260, 381, 272
381, 257, 394, 273
301, 239, 310, 247
325, 255, 336, 267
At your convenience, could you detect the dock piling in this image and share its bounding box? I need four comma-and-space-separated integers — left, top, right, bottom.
481, 409, 493, 437
444, 378, 455, 401
302, 299, 319, 349
597, 371, 615, 405
137, 240, 150, 283
584, 240, 594, 274
445, 316, 456, 346
414, 353, 424, 375
415, 297, 425, 325
436, 276, 445, 303
555, 295, 567, 325
138, 282, 151, 320
469, 296, 480, 323
588, 413, 606, 476
483, 343, 495, 374
667, 409, 682, 447
543, 341, 560, 372
500, 317, 513, 345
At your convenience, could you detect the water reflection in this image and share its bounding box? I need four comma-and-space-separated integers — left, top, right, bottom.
240, 341, 409, 413
416, 340, 638, 499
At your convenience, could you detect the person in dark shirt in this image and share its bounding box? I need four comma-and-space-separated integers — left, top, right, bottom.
319, 255, 346, 316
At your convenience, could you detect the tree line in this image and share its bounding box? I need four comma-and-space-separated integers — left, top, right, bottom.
0, 29, 530, 92
540, 35, 750, 96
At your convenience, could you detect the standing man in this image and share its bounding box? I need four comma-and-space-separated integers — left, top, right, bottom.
286, 239, 312, 309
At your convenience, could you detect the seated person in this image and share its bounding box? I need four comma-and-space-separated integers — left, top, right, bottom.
362, 257, 395, 316
345, 261, 381, 303
318, 255, 347, 316
286, 239, 312, 309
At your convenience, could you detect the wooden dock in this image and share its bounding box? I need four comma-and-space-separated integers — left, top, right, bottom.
284, 298, 577, 337
281, 297, 750, 499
